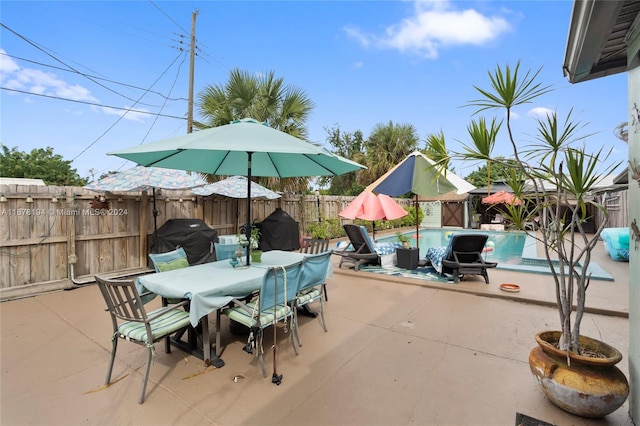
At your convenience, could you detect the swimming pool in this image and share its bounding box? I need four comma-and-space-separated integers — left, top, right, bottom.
378, 228, 613, 280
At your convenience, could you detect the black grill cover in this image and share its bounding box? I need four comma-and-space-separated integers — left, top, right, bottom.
149, 219, 217, 267
256, 208, 300, 251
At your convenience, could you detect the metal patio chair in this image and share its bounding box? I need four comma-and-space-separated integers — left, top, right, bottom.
95, 274, 191, 403
217, 261, 303, 381
295, 251, 332, 346
148, 247, 192, 351
300, 237, 330, 300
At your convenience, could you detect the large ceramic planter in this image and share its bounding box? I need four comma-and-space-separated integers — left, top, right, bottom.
529, 331, 629, 418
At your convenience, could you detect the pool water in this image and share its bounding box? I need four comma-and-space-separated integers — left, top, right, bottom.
378, 228, 528, 263
376, 228, 612, 280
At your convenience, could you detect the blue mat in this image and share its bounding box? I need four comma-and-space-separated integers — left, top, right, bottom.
358, 265, 455, 284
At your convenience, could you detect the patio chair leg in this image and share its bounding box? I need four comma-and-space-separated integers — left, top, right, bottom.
293, 307, 302, 347
291, 324, 300, 356
319, 298, 328, 332
139, 346, 154, 404
323, 284, 329, 301
105, 336, 118, 385
258, 347, 267, 378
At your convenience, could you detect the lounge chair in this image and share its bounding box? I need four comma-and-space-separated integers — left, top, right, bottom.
334, 224, 400, 271
425, 233, 497, 284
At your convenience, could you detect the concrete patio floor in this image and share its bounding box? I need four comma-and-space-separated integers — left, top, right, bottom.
0, 236, 632, 426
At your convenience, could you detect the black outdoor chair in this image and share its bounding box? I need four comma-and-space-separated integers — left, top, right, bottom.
333, 224, 380, 271
439, 233, 498, 284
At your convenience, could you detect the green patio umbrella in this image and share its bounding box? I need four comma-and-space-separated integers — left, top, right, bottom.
110, 118, 365, 265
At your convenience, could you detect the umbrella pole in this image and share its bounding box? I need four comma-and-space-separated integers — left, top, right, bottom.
246, 152, 253, 266
152, 188, 159, 249
415, 194, 419, 249
236, 199, 240, 234
372, 221, 376, 241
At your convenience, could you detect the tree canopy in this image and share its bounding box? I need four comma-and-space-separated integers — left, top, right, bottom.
1, 146, 88, 186
196, 68, 315, 192
463, 157, 519, 188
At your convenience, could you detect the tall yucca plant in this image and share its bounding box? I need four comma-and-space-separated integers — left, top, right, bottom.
426, 61, 621, 354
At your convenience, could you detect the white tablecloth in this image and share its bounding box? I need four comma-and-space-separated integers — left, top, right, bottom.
137, 250, 319, 326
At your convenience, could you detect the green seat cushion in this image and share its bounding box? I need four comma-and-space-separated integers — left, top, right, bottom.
155, 258, 190, 303
156, 258, 189, 272
223, 301, 291, 328
297, 288, 322, 305
117, 308, 191, 344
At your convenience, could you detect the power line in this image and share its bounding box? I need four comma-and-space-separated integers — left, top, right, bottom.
148, 0, 189, 34
140, 51, 188, 144
0, 87, 186, 120
1, 52, 188, 102
70, 50, 189, 162
0, 23, 167, 107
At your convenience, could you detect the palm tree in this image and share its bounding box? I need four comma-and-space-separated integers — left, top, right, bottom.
361, 121, 419, 184
196, 68, 315, 192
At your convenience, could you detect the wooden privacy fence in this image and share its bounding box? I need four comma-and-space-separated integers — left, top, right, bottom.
0, 184, 414, 300
1, 183, 628, 300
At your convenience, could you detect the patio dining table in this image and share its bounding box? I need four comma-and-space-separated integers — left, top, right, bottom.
136, 250, 318, 367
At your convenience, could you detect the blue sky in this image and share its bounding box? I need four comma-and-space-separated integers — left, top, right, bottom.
0, 1, 629, 182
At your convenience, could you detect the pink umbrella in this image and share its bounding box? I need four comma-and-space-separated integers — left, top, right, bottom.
339, 191, 408, 239
481, 190, 522, 205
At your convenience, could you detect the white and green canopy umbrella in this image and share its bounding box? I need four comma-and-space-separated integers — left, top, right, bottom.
85, 166, 207, 240
193, 175, 281, 233
109, 118, 365, 264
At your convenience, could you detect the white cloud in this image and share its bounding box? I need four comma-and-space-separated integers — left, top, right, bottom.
528, 107, 555, 119
102, 106, 148, 123
0, 48, 99, 103
345, 0, 511, 59
0, 49, 20, 75
344, 25, 371, 47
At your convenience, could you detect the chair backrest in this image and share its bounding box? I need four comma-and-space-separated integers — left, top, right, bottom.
258, 261, 304, 312
148, 247, 189, 272
300, 237, 329, 254
343, 224, 375, 254
447, 233, 489, 263
299, 251, 332, 293
215, 242, 244, 261
95, 275, 149, 327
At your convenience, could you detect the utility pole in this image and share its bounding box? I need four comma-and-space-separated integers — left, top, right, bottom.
186, 9, 198, 134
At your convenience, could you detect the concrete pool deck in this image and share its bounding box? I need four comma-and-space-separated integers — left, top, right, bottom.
0, 232, 632, 425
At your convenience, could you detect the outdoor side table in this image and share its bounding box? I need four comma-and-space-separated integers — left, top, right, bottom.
396, 247, 419, 270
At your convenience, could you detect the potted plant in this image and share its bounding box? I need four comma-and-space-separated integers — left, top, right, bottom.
249, 226, 262, 263
307, 220, 330, 240
239, 224, 262, 263
426, 62, 628, 417
396, 231, 410, 248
